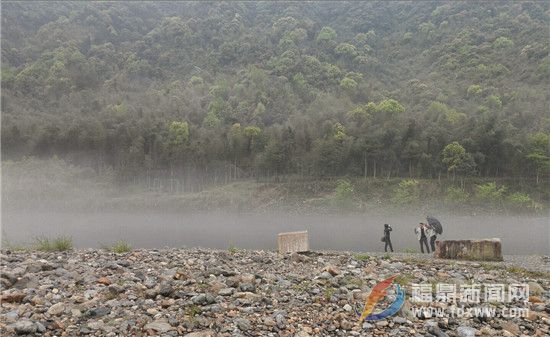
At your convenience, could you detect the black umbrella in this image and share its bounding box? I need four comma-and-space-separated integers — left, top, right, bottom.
427, 216, 443, 234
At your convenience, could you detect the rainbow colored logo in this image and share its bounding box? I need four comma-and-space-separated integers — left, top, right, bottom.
357, 275, 405, 322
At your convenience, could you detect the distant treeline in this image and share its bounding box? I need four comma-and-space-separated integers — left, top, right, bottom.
2, 157, 547, 213
2, 2, 549, 183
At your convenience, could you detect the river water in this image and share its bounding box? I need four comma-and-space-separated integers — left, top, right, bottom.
2, 211, 548, 255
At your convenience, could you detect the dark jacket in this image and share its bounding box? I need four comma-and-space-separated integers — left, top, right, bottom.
384, 226, 392, 238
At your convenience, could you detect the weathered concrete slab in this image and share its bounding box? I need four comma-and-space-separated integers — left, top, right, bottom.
435, 239, 503, 261
277, 231, 309, 254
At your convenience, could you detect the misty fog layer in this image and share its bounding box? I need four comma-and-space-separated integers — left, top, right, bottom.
2, 211, 548, 255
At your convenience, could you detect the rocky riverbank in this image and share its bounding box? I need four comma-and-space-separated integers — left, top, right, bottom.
1, 249, 549, 336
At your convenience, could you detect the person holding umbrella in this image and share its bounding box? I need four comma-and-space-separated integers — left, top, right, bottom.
426, 216, 443, 252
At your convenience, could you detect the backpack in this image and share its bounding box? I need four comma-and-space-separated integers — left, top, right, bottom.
381, 236, 386, 242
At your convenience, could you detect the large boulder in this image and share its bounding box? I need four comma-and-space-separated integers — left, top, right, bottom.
434, 239, 503, 261
277, 231, 309, 254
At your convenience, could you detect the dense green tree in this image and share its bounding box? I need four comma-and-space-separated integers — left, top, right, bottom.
493, 37, 514, 49
168, 121, 189, 146
526, 133, 550, 183
442, 142, 476, 179
316, 26, 336, 42
376, 99, 405, 115
339, 77, 357, 92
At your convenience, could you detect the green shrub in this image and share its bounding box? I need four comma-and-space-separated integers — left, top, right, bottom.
34, 236, 73, 252
52, 237, 73, 251
184, 305, 203, 317
333, 179, 355, 208
392, 179, 420, 205
335, 179, 354, 198
108, 240, 132, 253
506, 192, 533, 209
445, 186, 470, 204
475, 182, 507, 207
228, 245, 242, 254
355, 253, 370, 261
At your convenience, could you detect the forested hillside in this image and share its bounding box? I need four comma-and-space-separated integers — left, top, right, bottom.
2, 2, 549, 186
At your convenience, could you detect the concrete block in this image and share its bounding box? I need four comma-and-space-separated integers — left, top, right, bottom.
435, 239, 503, 261
277, 231, 309, 254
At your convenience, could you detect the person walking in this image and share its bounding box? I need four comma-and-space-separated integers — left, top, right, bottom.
383, 224, 393, 252
415, 223, 430, 253
427, 225, 437, 252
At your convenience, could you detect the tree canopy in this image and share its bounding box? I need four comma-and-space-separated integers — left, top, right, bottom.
1, 1, 549, 184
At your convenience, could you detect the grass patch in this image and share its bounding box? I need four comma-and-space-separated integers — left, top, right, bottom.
228, 245, 243, 254
104, 291, 118, 300
1, 231, 28, 251
34, 236, 73, 252
197, 283, 209, 291
394, 273, 414, 286
1, 240, 28, 252
403, 248, 418, 253
381, 253, 391, 260
323, 286, 335, 301
7, 244, 28, 252
184, 305, 203, 317
399, 256, 426, 265
506, 266, 549, 279
479, 262, 503, 271
292, 280, 311, 293
103, 240, 132, 253
355, 253, 370, 261
342, 275, 363, 288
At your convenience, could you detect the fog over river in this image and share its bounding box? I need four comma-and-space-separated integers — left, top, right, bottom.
2, 211, 549, 255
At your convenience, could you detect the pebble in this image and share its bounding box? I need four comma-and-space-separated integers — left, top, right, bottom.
184, 331, 217, 337
375, 320, 389, 327
235, 318, 252, 331
12, 320, 37, 335
318, 271, 332, 279
529, 282, 544, 295
144, 321, 172, 333
47, 302, 65, 315
393, 316, 407, 324
457, 326, 477, 337
218, 287, 234, 296
146, 308, 158, 315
